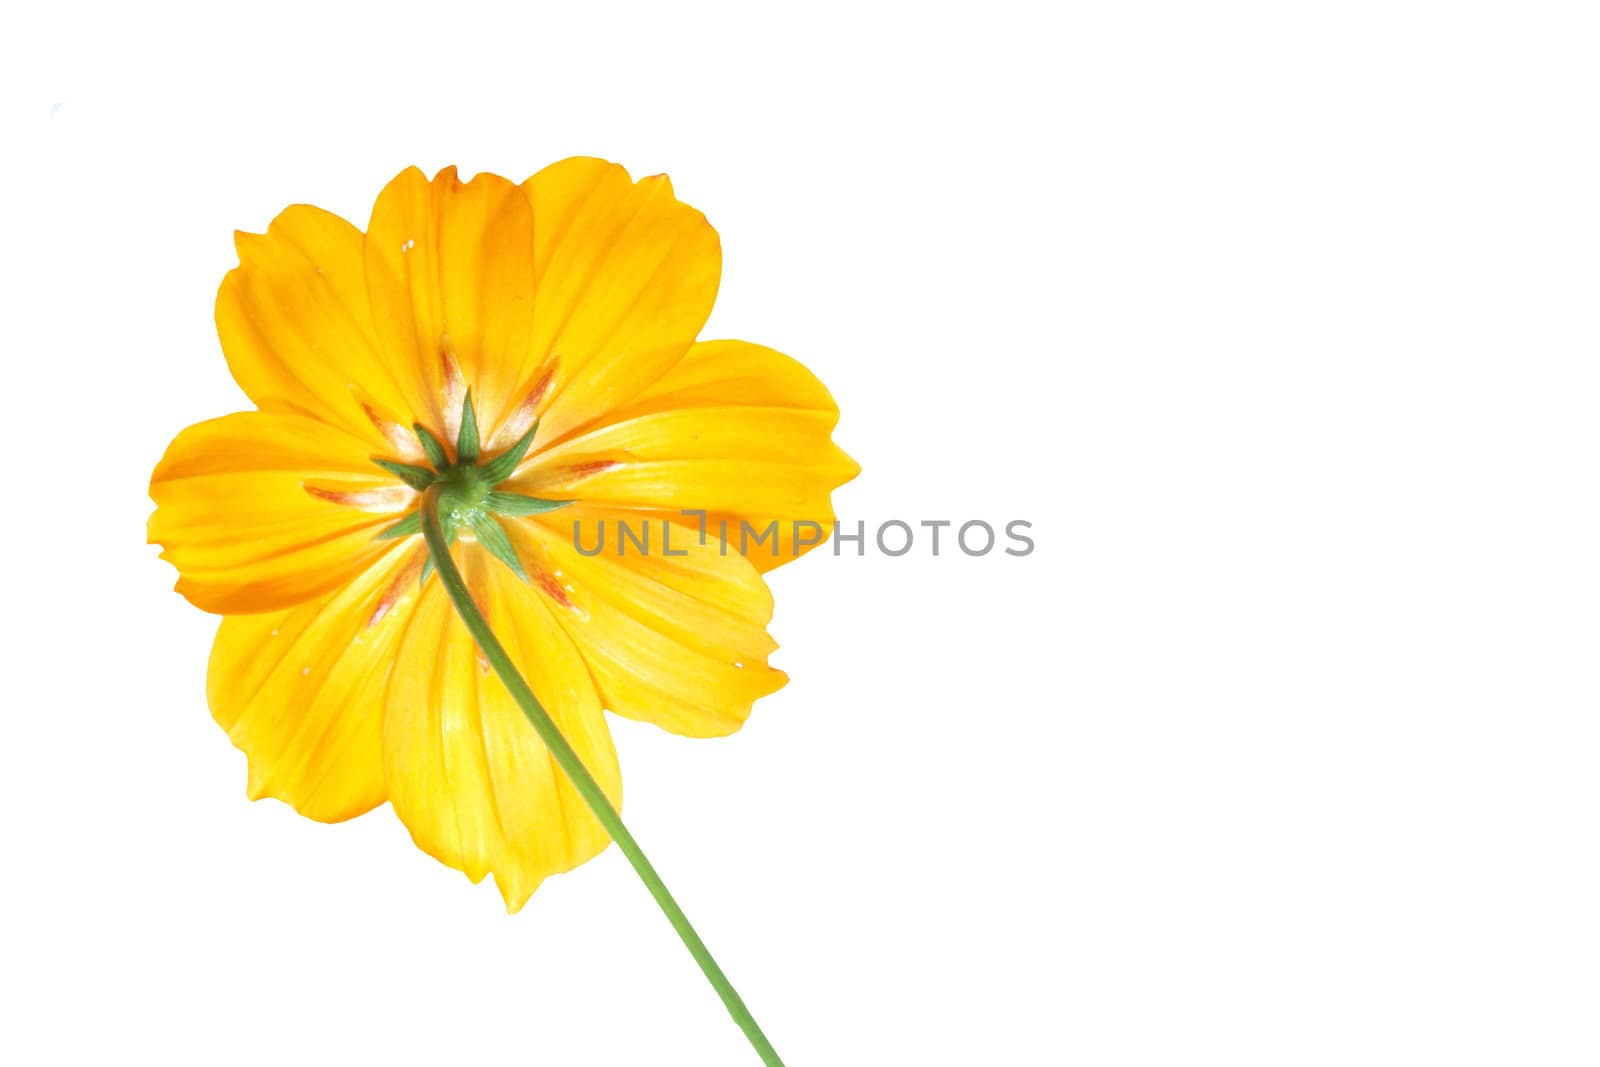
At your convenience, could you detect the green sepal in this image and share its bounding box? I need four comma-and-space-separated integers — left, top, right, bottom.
375, 512, 422, 540
413, 423, 450, 468
372, 458, 436, 492
478, 423, 539, 483
487, 491, 570, 516
456, 390, 480, 464
468, 513, 529, 581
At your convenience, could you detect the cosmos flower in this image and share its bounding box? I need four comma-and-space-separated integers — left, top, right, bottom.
149, 160, 858, 911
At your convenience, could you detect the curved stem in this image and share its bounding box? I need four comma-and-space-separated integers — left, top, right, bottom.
419, 489, 786, 1067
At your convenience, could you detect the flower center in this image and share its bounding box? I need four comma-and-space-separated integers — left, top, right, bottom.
361, 390, 569, 583
435, 462, 494, 523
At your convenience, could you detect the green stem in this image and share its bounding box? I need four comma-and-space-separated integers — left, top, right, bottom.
419, 489, 786, 1067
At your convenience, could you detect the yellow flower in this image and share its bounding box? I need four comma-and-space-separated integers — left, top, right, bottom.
149, 160, 858, 911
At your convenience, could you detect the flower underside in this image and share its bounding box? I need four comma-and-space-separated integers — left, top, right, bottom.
148, 160, 862, 918
370, 390, 567, 584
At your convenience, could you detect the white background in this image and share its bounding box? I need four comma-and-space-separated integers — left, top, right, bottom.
2, 2, 1597, 1063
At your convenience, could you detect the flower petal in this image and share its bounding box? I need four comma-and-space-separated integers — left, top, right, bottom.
513, 340, 859, 571
207, 543, 424, 823
217, 204, 418, 451
517, 158, 721, 445
363, 167, 539, 442
509, 509, 788, 738
149, 410, 407, 613
383, 547, 621, 912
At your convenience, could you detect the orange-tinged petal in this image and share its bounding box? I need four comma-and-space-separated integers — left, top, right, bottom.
517, 158, 721, 445
207, 543, 424, 823
513, 340, 859, 571
149, 410, 408, 614
217, 204, 418, 452
383, 547, 621, 912
363, 167, 539, 442
510, 509, 787, 738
